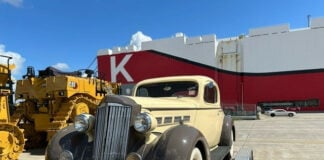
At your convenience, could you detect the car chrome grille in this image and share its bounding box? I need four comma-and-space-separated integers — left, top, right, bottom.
93, 103, 132, 160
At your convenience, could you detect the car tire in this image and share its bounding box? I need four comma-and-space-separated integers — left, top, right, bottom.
270, 113, 275, 117
288, 113, 294, 117
223, 131, 234, 160
219, 116, 234, 160
190, 147, 203, 160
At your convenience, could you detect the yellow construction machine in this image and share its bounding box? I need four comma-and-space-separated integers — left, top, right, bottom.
11, 66, 120, 148
0, 55, 24, 160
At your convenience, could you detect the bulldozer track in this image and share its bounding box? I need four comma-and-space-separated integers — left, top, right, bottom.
47, 94, 100, 140
9, 67, 119, 149
10, 94, 102, 148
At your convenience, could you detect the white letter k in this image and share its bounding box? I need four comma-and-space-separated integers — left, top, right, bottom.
111, 54, 134, 82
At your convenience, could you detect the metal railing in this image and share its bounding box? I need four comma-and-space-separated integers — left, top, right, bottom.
222, 104, 258, 119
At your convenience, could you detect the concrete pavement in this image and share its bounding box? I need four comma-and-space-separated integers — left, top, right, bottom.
20, 113, 324, 159
233, 113, 324, 160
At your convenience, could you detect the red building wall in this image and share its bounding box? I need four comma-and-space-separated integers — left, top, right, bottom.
97, 50, 323, 112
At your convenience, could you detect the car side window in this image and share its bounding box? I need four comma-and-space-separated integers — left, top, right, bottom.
204, 82, 217, 103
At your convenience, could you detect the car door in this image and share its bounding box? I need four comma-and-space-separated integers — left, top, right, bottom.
276, 109, 286, 116
195, 81, 223, 147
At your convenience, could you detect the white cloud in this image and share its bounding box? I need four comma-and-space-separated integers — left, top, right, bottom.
52, 63, 70, 71
129, 31, 152, 50
0, 44, 25, 77
1, 0, 23, 7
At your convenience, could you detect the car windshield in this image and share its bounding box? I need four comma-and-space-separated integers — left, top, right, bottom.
135, 81, 198, 97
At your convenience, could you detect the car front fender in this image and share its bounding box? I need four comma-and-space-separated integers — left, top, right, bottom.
145, 125, 210, 160
46, 125, 92, 160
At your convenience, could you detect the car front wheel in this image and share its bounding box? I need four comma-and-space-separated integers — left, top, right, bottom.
190, 147, 203, 160
270, 113, 275, 117
288, 113, 294, 117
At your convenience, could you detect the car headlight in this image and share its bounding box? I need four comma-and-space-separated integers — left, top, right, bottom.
134, 113, 157, 133
74, 114, 95, 132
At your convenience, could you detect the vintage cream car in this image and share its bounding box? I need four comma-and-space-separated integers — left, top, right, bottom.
46, 75, 235, 160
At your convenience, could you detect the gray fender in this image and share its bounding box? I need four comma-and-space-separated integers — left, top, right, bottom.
146, 125, 210, 160
219, 115, 235, 146
46, 125, 92, 160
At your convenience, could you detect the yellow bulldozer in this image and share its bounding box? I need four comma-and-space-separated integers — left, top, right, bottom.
11, 66, 120, 148
0, 55, 24, 160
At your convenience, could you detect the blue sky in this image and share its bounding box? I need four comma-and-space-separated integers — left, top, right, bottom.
1, 0, 324, 79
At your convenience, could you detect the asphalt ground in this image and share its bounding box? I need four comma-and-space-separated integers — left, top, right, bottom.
19, 113, 324, 160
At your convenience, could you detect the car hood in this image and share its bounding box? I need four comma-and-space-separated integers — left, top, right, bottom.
127, 96, 198, 109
